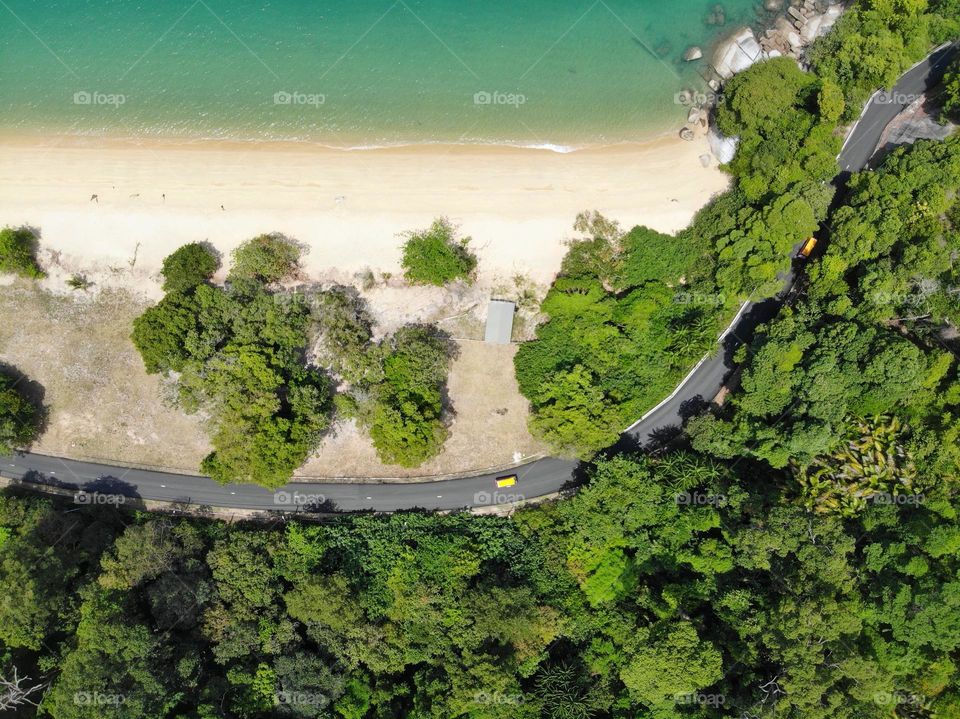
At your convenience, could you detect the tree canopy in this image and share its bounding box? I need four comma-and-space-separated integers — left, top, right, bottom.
400, 218, 477, 286
0, 369, 41, 455
160, 242, 219, 293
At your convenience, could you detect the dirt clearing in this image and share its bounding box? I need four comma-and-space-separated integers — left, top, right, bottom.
0, 282, 547, 479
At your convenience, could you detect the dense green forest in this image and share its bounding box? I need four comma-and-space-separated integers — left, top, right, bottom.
515, 0, 960, 458
2, 434, 959, 717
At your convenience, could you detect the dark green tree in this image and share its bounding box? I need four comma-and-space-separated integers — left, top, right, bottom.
160, 242, 219, 293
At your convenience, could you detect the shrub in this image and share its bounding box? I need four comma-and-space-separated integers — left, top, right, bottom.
229, 234, 301, 283
0, 227, 44, 279
311, 288, 380, 385
66, 274, 92, 291
400, 218, 477, 286
0, 371, 41, 454
161, 243, 219, 292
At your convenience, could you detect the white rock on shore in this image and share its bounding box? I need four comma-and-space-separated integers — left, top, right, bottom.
705, 1, 844, 163
712, 27, 766, 79
708, 128, 739, 164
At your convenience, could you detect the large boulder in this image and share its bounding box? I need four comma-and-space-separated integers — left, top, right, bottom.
684, 46, 703, 61
712, 27, 766, 79
708, 127, 739, 163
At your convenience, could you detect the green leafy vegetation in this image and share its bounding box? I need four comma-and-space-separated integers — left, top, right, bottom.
942, 55, 960, 119
5, 435, 960, 718
691, 137, 960, 485
810, 135, 960, 325
132, 238, 332, 488
310, 287, 456, 467
795, 415, 921, 516
228, 234, 302, 284
400, 218, 477, 286
515, 213, 732, 457
0, 369, 41, 455
352, 325, 454, 467
0, 227, 45, 279
132, 242, 455, 482
716, 57, 841, 202
515, 0, 960, 458
160, 242, 219, 293
808, 0, 957, 117
516, 54, 840, 458
8, 7, 960, 719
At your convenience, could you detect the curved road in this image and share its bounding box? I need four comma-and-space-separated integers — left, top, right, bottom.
627, 40, 957, 445
1, 43, 955, 513
0, 454, 577, 513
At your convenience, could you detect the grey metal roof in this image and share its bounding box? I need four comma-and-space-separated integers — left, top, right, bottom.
484, 299, 516, 344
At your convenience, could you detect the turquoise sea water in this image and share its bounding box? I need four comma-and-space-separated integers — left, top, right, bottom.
0, 0, 764, 148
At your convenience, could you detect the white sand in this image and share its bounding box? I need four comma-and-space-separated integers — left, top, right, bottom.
0, 133, 729, 297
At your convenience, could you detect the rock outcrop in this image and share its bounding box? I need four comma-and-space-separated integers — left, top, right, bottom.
712, 27, 765, 79
758, 1, 842, 59
708, 128, 739, 164
712, 1, 842, 78
685, 1, 844, 164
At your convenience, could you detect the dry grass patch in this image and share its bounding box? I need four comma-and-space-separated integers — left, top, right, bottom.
0, 282, 210, 470
297, 341, 549, 479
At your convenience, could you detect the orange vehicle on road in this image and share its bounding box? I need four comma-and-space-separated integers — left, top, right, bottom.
797, 236, 818, 258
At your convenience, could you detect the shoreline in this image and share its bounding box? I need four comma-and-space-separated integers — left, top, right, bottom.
0, 130, 730, 299
0, 127, 683, 155
0, 125, 685, 156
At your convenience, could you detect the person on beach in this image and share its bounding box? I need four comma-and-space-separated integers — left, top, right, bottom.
90, 194, 98, 203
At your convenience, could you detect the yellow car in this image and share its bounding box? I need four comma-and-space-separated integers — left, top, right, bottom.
797, 236, 818, 258
496, 474, 518, 488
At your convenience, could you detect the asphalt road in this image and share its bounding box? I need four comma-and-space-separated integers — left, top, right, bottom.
0, 453, 578, 514
838, 42, 957, 173
1, 43, 955, 513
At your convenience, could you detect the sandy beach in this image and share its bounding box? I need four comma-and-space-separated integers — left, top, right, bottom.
0, 133, 729, 296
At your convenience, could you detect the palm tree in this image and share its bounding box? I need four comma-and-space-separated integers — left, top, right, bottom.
794, 415, 919, 517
